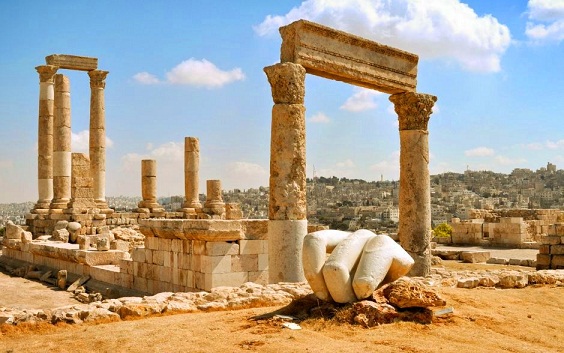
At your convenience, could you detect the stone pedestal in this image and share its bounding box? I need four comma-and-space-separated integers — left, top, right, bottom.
264, 62, 307, 283
65, 153, 97, 214
50, 74, 72, 210
390, 92, 436, 277
182, 137, 202, 211
203, 180, 225, 218
33, 65, 58, 212
88, 70, 109, 211
137, 159, 164, 212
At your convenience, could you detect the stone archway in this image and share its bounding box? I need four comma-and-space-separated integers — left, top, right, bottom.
264, 20, 436, 282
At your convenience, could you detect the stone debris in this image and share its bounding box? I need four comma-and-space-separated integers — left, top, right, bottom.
381, 277, 446, 308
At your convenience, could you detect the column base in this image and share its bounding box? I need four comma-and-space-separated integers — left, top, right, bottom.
268, 219, 308, 284
50, 199, 70, 210
183, 201, 202, 209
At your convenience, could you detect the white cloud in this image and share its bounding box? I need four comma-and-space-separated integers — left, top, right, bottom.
340, 88, 382, 112
166, 59, 245, 88
336, 159, 356, 168
255, 0, 511, 73
464, 147, 495, 157
526, 0, 564, 43
523, 139, 564, 150
495, 155, 527, 165
72, 130, 114, 153
133, 72, 160, 85
132, 58, 245, 88
309, 112, 331, 123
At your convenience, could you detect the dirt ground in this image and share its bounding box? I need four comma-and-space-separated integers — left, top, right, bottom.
1, 263, 563, 353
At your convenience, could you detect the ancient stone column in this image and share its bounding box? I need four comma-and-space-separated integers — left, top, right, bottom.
389, 92, 437, 277
88, 70, 109, 211
137, 159, 163, 211
182, 137, 202, 210
264, 62, 307, 283
203, 179, 225, 218
33, 65, 58, 212
50, 74, 72, 210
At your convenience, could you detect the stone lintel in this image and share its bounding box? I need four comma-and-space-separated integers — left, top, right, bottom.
46, 54, 98, 71
280, 20, 418, 94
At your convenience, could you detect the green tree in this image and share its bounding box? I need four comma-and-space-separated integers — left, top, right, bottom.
433, 223, 453, 238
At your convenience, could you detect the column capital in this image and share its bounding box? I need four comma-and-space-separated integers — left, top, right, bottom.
264, 62, 306, 104
88, 70, 109, 89
35, 65, 58, 83
389, 92, 437, 131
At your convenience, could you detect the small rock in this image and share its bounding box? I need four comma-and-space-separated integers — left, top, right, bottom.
383, 277, 446, 308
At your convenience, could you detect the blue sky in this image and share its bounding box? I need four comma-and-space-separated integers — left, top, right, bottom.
0, 0, 563, 203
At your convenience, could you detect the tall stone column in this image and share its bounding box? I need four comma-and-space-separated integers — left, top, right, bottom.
389, 92, 437, 277
50, 74, 72, 210
182, 137, 202, 210
264, 62, 307, 283
33, 65, 58, 212
88, 70, 109, 210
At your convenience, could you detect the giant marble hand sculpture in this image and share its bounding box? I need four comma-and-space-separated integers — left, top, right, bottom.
302, 229, 414, 303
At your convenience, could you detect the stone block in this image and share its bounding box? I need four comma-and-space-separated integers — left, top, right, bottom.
231, 254, 258, 272
132, 248, 146, 263
539, 244, 551, 254
163, 251, 172, 268
171, 239, 183, 253
248, 271, 269, 285
152, 250, 164, 266
46, 54, 98, 71
133, 277, 148, 293
279, 20, 417, 94
201, 255, 232, 274
76, 250, 124, 266
460, 251, 490, 263
159, 266, 172, 283
191, 255, 201, 272
144, 236, 159, 250
551, 245, 564, 255
258, 253, 269, 271
144, 248, 153, 264
204, 272, 248, 291
192, 240, 206, 255
120, 259, 133, 274
158, 238, 172, 252
205, 241, 239, 256
239, 239, 266, 255
540, 236, 561, 245
551, 255, 564, 268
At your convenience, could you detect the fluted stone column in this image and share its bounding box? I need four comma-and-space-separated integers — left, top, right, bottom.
182, 137, 202, 210
33, 65, 58, 212
50, 74, 72, 210
137, 159, 163, 211
389, 92, 437, 277
264, 62, 307, 283
88, 70, 109, 210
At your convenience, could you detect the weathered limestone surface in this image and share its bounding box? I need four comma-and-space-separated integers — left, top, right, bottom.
51, 74, 72, 210
390, 92, 436, 277
88, 70, 109, 210
183, 137, 202, 210
45, 54, 98, 71
137, 160, 163, 211
203, 180, 225, 218
265, 62, 308, 283
65, 153, 96, 212
280, 20, 418, 94
34, 65, 58, 211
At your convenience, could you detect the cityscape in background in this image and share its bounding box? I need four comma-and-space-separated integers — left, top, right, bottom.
2, 162, 562, 233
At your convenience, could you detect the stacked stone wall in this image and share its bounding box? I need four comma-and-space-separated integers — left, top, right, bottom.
125, 237, 268, 294
537, 223, 564, 270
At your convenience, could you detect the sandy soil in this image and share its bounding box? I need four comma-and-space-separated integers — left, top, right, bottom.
1, 266, 563, 353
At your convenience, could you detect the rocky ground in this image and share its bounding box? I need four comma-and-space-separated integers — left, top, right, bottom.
1, 257, 563, 352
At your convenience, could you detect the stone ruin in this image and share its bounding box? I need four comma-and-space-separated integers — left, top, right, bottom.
2, 20, 442, 298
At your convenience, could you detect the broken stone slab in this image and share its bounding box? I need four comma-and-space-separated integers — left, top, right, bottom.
52, 228, 70, 243
460, 251, 491, 263
487, 257, 509, 265
498, 271, 528, 288
40, 270, 53, 282
457, 277, 479, 289
67, 275, 91, 292
432, 249, 460, 260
